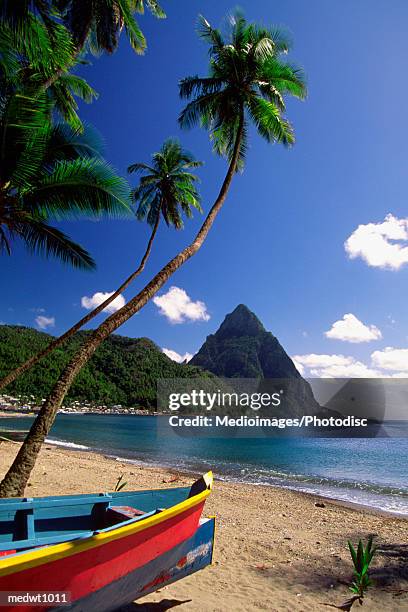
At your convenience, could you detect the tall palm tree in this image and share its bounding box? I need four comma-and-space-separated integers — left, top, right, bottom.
0, 139, 202, 391
0, 12, 306, 497
0, 91, 132, 268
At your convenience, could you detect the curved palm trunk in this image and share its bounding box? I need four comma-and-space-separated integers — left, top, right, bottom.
0, 215, 160, 392
0, 114, 244, 498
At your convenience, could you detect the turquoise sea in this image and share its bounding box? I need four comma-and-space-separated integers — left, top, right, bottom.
1, 414, 407, 516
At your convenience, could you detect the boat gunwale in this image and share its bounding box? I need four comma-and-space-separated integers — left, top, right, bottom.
0, 472, 213, 578
0, 486, 191, 509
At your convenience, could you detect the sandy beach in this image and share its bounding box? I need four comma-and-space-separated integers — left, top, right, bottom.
0, 440, 406, 611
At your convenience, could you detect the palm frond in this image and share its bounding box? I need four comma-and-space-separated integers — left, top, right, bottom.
116, 0, 146, 54
57, 73, 98, 104
260, 58, 307, 100
47, 80, 83, 132
127, 162, 156, 174
247, 96, 294, 145
0, 226, 12, 255
211, 119, 247, 170
44, 123, 105, 163
0, 12, 74, 78
9, 124, 49, 188
24, 158, 132, 219
3, 92, 53, 187
197, 15, 225, 56
229, 10, 247, 51
146, 193, 162, 226
128, 0, 166, 18
178, 92, 224, 130
179, 76, 224, 100
252, 37, 275, 62
46, 70, 98, 132
264, 25, 293, 53
133, 184, 158, 221
17, 217, 96, 270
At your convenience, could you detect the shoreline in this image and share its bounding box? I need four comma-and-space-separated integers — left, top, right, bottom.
0, 440, 407, 610
46, 438, 408, 520
0, 420, 407, 519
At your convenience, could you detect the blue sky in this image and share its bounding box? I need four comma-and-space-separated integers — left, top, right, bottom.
2, 0, 408, 377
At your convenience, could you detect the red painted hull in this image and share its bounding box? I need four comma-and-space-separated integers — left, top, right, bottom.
0, 501, 205, 612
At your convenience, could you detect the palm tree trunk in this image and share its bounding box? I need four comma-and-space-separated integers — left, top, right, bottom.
0, 215, 160, 392
0, 113, 244, 498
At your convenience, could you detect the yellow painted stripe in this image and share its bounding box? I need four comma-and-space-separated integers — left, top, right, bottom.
0, 472, 213, 578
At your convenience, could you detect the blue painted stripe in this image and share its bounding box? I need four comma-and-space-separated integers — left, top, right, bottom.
0, 488, 191, 546
0, 487, 190, 507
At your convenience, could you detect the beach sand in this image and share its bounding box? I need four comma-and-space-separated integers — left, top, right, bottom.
0, 440, 406, 611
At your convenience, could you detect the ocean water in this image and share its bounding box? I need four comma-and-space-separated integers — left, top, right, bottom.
1, 414, 407, 516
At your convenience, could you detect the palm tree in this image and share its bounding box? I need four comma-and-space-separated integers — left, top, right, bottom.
58, 0, 166, 55
129, 138, 202, 230
0, 139, 202, 391
0, 4, 78, 88
1, 1, 166, 91
0, 91, 132, 269
1, 1, 165, 56
0, 10, 130, 266
1, 14, 99, 132
0, 11, 306, 497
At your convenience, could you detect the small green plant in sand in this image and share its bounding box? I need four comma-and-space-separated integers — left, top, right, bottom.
325, 536, 377, 611
114, 474, 127, 492
348, 536, 376, 601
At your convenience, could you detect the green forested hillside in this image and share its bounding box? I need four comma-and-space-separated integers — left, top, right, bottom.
0, 326, 206, 408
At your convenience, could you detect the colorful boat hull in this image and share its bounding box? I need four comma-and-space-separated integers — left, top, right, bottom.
0, 473, 213, 611
56, 517, 215, 611
0, 473, 213, 552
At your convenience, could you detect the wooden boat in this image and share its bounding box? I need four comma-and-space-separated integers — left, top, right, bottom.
0, 472, 214, 611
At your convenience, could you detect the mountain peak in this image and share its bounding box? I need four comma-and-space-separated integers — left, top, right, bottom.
217, 304, 265, 339
190, 305, 323, 415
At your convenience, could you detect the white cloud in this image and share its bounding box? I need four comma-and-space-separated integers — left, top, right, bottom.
29, 307, 45, 313
371, 347, 408, 373
162, 348, 193, 363
35, 315, 55, 330
313, 361, 380, 378
325, 313, 382, 343
293, 353, 381, 378
293, 354, 354, 369
294, 344, 408, 378
81, 291, 125, 314
292, 358, 305, 376
345, 214, 408, 270
153, 286, 210, 324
